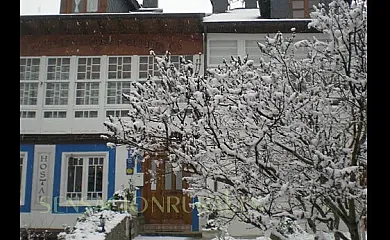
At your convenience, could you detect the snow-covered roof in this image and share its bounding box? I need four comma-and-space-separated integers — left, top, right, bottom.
203, 8, 311, 23
203, 8, 260, 22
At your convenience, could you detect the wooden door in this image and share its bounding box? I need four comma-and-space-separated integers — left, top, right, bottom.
142, 153, 192, 230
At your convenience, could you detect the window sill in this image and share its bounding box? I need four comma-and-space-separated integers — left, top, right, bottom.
59, 199, 106, 207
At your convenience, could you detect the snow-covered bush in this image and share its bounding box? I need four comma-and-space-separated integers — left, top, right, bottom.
57, 210, 130, 240
57, 180, 137, 239
105, 178, 137, 212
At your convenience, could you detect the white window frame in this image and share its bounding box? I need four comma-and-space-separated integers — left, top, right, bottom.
20, 111, 36, 119
20, 152, 28, 206
59, 152, 109, 207
44, 57, 71, 106
43, 110, 67, 119
74, 110, 99, 118
105, 55, 134, 105
138, 55, 195, 80
75, 56, 101, 106
105, 109, 130, 118
20, 57, 41, 106
107, 56, 132, 80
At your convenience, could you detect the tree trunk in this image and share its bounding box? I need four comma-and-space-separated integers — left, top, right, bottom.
348, 223, 361, 240
347, 199, 360, 240
334, 231, 350, 240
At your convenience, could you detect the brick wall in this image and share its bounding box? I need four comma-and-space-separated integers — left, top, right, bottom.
20, 33, 203, 57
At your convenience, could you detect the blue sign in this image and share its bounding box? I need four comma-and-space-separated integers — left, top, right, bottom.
126, 149, 135, 175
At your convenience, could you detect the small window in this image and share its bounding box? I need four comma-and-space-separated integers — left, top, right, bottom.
20, 111, 36, 118
45, 82, 69, 105
20, 83, 38, 105
106, 110, 129, 118
77, 57, 101, 80
108, 57, 132, 79
139, 55, 194, 79
75, 82, 100, 105
20, 58, 40, 81
106, 81, 131, 104
47, 58, 70, 80
61, 153, 108, 206
43, 111, 67, 118
75, 111, 98, 118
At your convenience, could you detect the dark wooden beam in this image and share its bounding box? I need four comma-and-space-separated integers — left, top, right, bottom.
20, 134, 111, 144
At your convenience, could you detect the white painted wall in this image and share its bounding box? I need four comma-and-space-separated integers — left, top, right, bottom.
206, 32, 330, 67
114, 145, 144, 192
20, 212, 79, 230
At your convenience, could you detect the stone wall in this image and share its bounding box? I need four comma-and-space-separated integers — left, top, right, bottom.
104, 216, 141, 240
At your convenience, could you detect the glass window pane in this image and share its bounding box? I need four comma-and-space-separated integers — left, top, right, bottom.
93, 58, 100, 64
108, 72, 117, 79
96, 166, 103, 191
89, 111, 98, 118
109, 57, 117, 64
123, 65, 131, 71
292, 1, 304, 9
108, 65, 117, 71
175, 170, 183, 190
165, 162, 172, 190
88, 166, 95, 192
293, 10, 305, 18
139, 72, 147, 79
67, 165, 75, 192
151, 160, 157, 190
75, 165, 83, 192
140, 57, 148, 63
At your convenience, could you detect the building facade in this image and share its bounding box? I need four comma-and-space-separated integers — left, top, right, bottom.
20, 8, 205, 232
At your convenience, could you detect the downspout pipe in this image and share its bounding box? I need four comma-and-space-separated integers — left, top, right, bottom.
203, 24, 208, 75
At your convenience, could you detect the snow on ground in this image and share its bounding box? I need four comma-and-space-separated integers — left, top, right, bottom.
133, 237, 194, 240
58, 210, 130, 240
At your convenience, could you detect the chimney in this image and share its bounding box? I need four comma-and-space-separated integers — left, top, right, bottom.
259, 0, 271, 18
210, 0, 229, 13
245, 0, 258, 9
143, 0, 158, 8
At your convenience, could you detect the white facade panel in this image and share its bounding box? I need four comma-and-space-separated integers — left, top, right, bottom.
20, 212, 79, 230
207, 33, 330, 67
71, 118, 107, 133
31, 145, 56, 211
20, 119, 41, 134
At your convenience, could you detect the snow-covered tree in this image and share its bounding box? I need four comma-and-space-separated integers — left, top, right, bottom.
103, 1, 366, 239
